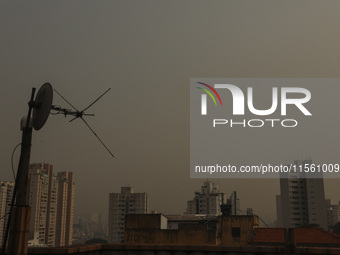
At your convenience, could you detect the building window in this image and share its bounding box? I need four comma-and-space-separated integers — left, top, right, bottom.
232, 227, 240, 238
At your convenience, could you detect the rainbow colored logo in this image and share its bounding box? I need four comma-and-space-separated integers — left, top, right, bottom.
196, 82, 222, 106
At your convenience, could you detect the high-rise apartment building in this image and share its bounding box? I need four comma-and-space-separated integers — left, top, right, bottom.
28, 163, 58, 246
325, 199, 340, 230
108, 187, 149, 243
55, 172, 75, 247
28, 163, 75, 247
276, 160, 327, 229
0, 181, 14, 247
185, 181, 228, 215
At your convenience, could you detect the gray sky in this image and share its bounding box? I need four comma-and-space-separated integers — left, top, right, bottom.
1, 0, 340, 224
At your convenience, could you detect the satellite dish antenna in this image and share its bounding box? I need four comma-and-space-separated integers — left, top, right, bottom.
33, 83, 53, 130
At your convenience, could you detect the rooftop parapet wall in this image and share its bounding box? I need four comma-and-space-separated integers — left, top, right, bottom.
27, 243, 340, 255
125, 214, 167, 230
124, 214, 259, 246
219, 215, 259, 245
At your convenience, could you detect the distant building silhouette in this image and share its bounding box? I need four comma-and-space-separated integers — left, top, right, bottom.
0, 181, 14, 247
108, 187, 149, 243
325, 199, 340, 230
185, 181, 240, 215
185, 181, 225, 215
227, 191, 240, 216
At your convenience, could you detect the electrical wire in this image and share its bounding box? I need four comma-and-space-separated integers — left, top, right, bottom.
0, 212, 9, 221
11, 143, 21, 180
258, 216, 269, 228
2, 144, 20, 255
238, 208, 269, 227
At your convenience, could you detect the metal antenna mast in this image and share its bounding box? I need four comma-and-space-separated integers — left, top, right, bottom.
4, 83, 53, 255
3, 83, 114, 255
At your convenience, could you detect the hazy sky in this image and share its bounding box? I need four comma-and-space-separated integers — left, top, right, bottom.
1, 0, 340, 224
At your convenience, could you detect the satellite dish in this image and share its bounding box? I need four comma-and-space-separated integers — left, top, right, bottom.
33, 83, 53, 130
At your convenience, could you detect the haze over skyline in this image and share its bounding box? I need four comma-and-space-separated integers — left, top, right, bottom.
2, 0, 340, 224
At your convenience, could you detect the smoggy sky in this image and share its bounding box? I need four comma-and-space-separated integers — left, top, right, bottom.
1, 0, 340, 224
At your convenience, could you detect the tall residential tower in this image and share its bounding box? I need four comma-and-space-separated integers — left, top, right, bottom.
108, 187, 149, 243
55, 171, 75, 247
28, 163, 75, 247
276, 160, 327, 229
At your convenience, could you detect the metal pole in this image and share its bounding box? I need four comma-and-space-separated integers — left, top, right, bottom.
3, 88, 36, 255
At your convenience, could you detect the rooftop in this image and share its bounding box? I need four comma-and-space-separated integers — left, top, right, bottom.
250, 227, 340, 247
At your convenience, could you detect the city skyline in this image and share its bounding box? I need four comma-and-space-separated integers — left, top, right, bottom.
1, 175, 339, 246
2, 0, 340, 226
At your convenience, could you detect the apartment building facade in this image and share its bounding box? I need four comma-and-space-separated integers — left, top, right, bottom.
28, 163, 75, 247
0, 181, 14, 247
108, 187, 148, 243
277, 160, 327, 229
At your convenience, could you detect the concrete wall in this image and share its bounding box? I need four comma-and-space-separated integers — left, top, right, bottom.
219, 215, 259, 245
125, 214, 167, 230
124, 214, 258, 246
125, 228, 217, 245
125, 214, 218, 245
